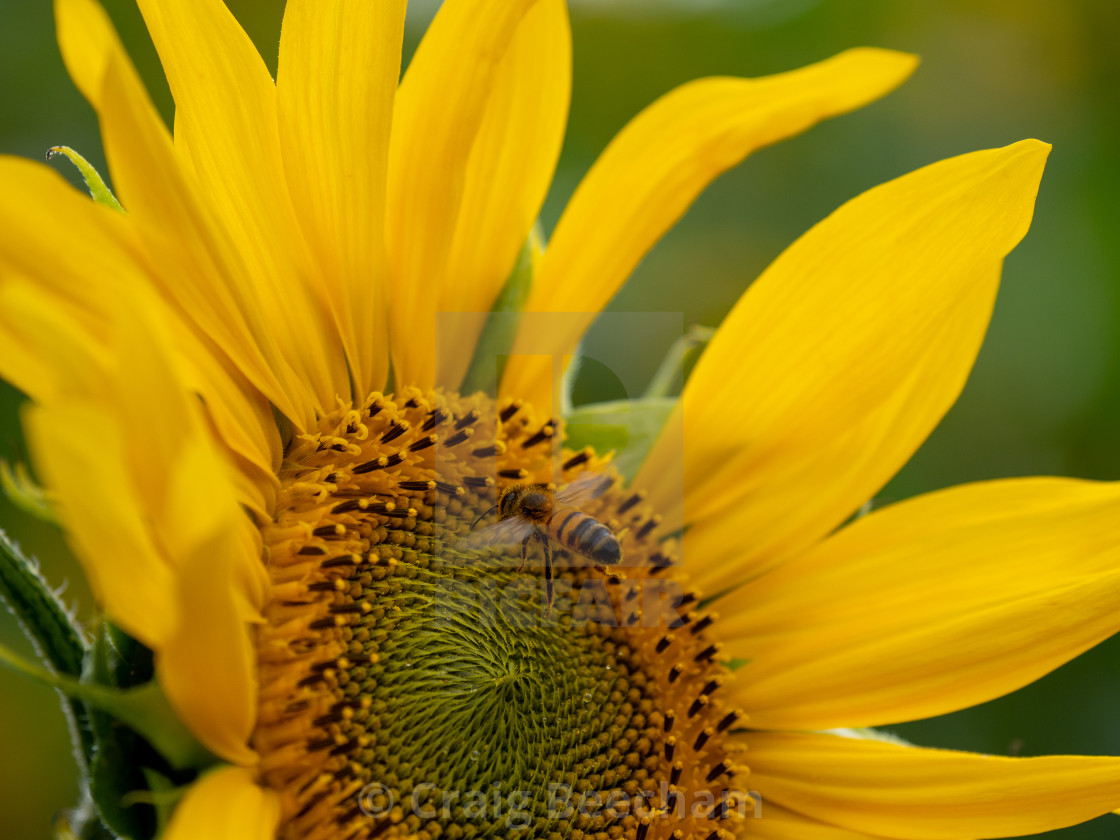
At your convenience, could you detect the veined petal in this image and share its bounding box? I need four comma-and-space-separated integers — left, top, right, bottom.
748, 731, 1120, 839
277, 0, 405, 397
437, 0, 572, 390
751, 804, 892, 840
386, 0, 543, 389
54, 0, 315, 431
500, 48, 918, 410
639, 140, 1050, 586
133, 0, 349, 415
168, 323, 281, 515
718, 478, 1120, 731
163, 765, 280, 840
99, 57, 285, 486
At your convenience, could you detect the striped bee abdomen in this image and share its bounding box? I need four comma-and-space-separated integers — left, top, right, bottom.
551, 510, 621, 566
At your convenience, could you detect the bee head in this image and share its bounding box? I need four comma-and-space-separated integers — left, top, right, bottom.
520, 489, 551, 515
497, 484, 524, 519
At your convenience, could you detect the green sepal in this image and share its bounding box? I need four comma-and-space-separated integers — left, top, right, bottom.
0, 479, 199, 838
136, 768, 186, 837
460, 227, 541, 396
0, 637, 212, 768
564, 397, 676, 481
0, 529, 101, 772
60, 621, 203, 840
1, 627, 212, 837
0, 460, 56, 523
88, 709, 156, 840
47, 146, 125, 213
560, 326, 709, 478
85, 622, 158, 839
91, 617, 154, 690
0, 528, 87, 677
644, 324, 714, 399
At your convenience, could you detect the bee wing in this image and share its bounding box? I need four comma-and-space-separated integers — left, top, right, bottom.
457, 516, 535, 553
555, 471, 612, 508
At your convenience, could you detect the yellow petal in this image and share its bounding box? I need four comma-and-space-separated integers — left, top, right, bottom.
276, 0, 405, 397
154, 346, 264, 763
26, 401, 176, 648
0, 272, 109, 405
717, 478, 1120, 731
98, 59, 284, 489
437, 0, 572, 390
0, 282, 174, 646
639, 140, 1050, 586
100, 285, 218, 520
54, 0, 315, 430
0, 159, 278, 502
500, 48, 918, 410
160, 520, 261, 765
0, 280, 263, 703
748, 731, 1120, 839
386, 0, 544, 389
168, 324, 281, 515
0, 157, 141, 341
751, 804, 890, 840
163, 765, 280, 840
133, 0, 348, 414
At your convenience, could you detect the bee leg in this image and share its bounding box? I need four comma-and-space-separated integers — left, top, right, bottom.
542, 535, 554, 613
518, 536, 530, 573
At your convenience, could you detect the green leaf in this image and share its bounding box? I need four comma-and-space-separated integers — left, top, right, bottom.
564, 397, 676, 481
460, 227, 540, 396
46, 146, 125, 213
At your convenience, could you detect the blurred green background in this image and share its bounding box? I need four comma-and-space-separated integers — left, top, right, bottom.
2, 0, 1120, 836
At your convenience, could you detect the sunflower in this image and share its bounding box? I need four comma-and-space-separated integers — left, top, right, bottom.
2, 0, 1120, 839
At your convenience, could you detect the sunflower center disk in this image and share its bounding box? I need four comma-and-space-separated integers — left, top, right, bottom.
256, 390, 749, 840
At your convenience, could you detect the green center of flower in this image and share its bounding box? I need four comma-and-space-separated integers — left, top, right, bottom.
255, 390, 749, 840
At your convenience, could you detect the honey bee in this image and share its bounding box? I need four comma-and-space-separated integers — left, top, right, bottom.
465, 472, 621, 607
